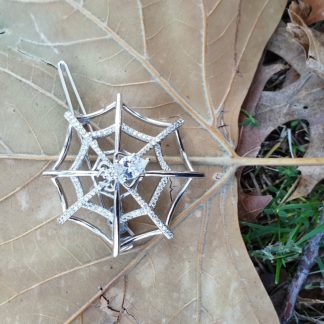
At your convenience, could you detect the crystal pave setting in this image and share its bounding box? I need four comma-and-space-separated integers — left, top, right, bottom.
43, 61, 204, 257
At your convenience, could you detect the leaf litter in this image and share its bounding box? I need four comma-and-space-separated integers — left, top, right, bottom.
238, 1, 324, 321
238, 21, 324, 199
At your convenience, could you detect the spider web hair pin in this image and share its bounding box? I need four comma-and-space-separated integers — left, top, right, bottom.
43, 61, 204, 257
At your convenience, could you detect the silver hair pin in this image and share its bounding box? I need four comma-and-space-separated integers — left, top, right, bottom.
44, 61, 204, 257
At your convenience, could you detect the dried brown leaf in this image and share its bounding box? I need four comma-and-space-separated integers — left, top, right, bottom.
238, 191, 273, 221
0, 0, 286, 322
236, 168, 272, 221
238, 25, 324, 198
288, 1, 324, 78
240, 61, 286, 116
298, 0, 324, 25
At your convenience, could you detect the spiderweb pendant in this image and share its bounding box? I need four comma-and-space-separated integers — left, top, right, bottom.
44, 61, 204, 257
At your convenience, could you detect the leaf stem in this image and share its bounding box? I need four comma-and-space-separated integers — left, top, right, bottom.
1, 154, 324, 167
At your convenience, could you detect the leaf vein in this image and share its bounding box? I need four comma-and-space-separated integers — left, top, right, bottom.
64, 0, 235, 156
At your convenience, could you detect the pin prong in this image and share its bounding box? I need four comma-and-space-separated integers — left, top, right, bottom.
112, 93, 122, 257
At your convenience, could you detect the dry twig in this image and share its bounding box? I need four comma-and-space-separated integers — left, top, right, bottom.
281, 209, 324, 323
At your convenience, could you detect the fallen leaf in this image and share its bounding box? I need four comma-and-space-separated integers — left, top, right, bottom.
289, 0, 312, 24
288, 1, 324, 78
237, 168, 273, 222
299, 0, 324, 25
240, 61, 286, 117
238, 191, 273, 221
238, 24, 324, 199
238, 61, 287, 156
0, 1, 286, 323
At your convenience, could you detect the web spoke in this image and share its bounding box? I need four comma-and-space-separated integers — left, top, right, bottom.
124, 184, 173, 239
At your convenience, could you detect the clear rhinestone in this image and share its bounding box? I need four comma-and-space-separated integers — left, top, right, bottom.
116, 154, 148, 183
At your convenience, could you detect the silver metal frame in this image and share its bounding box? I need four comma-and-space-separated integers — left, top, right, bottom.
44, 61, 204, 257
